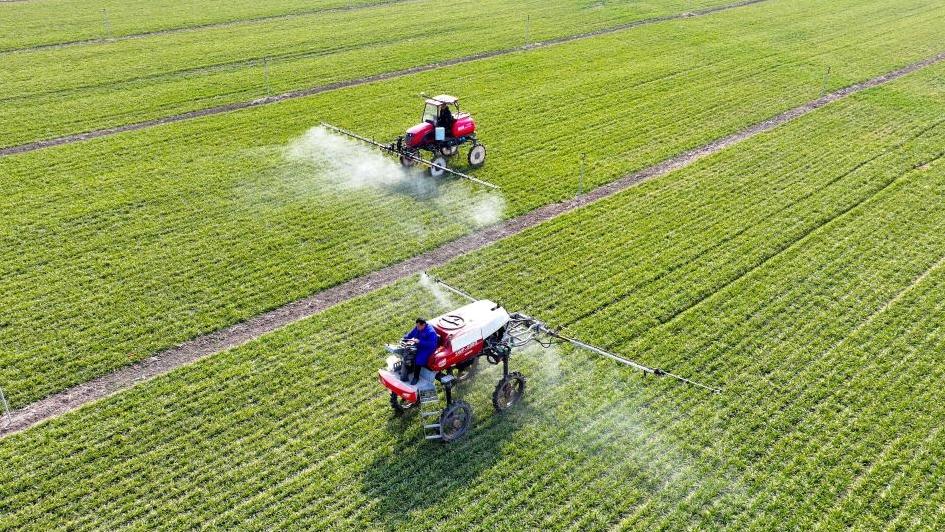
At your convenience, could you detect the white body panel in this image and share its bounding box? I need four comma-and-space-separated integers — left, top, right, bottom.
432, 299, 509, 348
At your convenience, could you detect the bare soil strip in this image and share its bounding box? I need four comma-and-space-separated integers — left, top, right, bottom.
1, 0, 419, 55
2, 50, 942, 438
0, 0, 767, 157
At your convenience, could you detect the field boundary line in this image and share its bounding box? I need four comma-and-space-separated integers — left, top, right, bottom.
0, 0, 421, 54
1, 50, 943, 438
0, 0, 769, 157
559, 145, 892, 329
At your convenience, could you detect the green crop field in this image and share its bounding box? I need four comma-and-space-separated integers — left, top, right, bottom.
0, 0, 392, 50
2, 61, 944, 528
2, 0, 944, 528
2, 0, 944, 410
0, 0, 741, 146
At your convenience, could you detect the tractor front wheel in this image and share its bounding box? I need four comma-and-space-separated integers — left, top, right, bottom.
439, 400, 473, 442
399, 151, 418, 168
389, 392, 415, 416
468, 143, 486, 168
492, 372, 526, 412
429, 156, 448, 178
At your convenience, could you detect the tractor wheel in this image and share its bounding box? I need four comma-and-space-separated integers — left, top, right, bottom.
452, 357, 479, 383
399, 151, 417, 168
429, 156, 448, 178
439, 400, 473, 443
492, 372, 526, 412
468, 143, 486, 168
389, 392, 415, 416
440, 146, 459, 157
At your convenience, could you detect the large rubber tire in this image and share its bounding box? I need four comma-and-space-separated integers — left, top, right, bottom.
467, 143, 486, 168
452, 357, 479, 383
492, 372, 526, 412
440, 146, 459, 157
390, 392, 414, 416
429, 156, 448, 178
400, 151, 418, 168
439, 400, 473, 443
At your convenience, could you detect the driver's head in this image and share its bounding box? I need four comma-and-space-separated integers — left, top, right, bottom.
415, 318, 427, 330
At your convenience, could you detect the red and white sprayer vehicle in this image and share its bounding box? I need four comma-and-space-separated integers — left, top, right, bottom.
379, 277, 720, 443
322, 94, 498, 189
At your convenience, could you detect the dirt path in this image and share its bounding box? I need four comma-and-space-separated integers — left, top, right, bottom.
0, 0, 768, 157
1, 0, 419, 55
2, 50, 942, 438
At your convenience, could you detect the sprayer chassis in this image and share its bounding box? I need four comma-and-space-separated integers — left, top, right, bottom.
378, 277, 720, 443
379, 303, 534, 442
321, 94, 496, 189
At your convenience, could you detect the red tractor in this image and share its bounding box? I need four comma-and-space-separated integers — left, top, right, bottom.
322, 94, 496, 189
393, 94, 486, 176
380, 298, 518, 442
378, 277, 720, 443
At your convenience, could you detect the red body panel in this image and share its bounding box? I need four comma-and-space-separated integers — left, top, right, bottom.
404, 113, 475, 148
378, 369, 418, 403
405, 122, 434, 147
451, 114, 475, 137
428, 338, 484, 371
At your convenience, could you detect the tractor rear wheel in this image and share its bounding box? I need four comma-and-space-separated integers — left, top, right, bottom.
439, 400, 473, 442
492, 372, 526, 412
440, 146, 459, 157
429, 156, 448, 178
452, 357, 479, 383
468, 143, 486, 168
389, 392, 414, 415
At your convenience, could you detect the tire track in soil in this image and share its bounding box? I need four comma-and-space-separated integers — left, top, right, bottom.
0, 0, 769, 157
0, 0, 421, 55
1, 49, 943, 438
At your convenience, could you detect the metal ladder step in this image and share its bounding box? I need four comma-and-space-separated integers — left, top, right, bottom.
418, 386, 442, 441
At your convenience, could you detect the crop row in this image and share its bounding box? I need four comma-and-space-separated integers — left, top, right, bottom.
2, 0, 945, 408
0, 0, 747, 146
0, 0, 393, 51
1, 65, 945, 528
4, 0, 735, 100
5, 0, 945, 147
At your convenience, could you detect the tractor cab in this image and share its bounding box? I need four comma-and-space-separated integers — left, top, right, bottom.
415, 94, 477, 142
421, 94, 460, 128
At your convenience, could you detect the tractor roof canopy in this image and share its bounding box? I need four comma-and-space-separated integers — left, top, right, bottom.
426, 94, 459, 106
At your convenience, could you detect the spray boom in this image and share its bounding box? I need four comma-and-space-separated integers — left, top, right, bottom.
425, 274, 721, 393
320, 123, 499, 190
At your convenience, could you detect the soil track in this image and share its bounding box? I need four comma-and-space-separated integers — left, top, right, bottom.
0, 0, 768, 157
2, 49, 943, 438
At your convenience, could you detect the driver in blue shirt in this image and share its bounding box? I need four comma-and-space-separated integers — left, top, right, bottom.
403, 318, 439, 385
